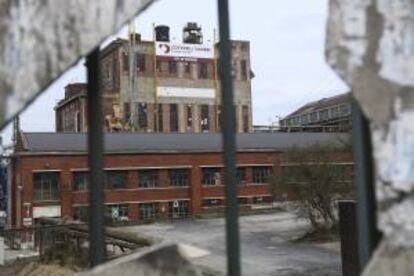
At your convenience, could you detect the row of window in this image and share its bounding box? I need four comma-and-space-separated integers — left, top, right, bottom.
202, 166, 272, 186
122, 103, 249, 133
74, 169, 191, 191
32, 167, 273, 200
202, 196, 272, 207
122, 53, 249, 80
283, 104, 351, 126
73, 201, 191, 222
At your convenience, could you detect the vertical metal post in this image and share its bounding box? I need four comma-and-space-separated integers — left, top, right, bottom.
87, 47, 106, 266
351, 98, 381, 269
217, 1, 241, 275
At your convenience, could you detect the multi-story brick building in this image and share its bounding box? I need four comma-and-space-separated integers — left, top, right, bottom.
55, 23, 253, 133
9, 132, 350, 227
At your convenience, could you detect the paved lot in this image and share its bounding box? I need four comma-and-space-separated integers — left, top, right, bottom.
122, 212, 342, 276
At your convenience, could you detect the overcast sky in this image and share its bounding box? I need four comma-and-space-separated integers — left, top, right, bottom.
0, 0, 348, 145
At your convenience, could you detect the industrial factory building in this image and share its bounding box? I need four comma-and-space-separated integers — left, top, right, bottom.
9, 132, 350, 227
55, 23, 253, 133
279, 92, 352, 132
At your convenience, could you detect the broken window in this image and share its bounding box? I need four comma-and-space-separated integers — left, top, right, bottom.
202, 198, 224, 207
157, 104, 164, 132
137, 103, 148, 129
140, 203, 160, 220
73, 206, 88, 222
187, 105, 193, 130
122, 52, 129, 72
139, 170, 159, 188
198, 63, 208, 79
184, 62, 191, 74
170, 169, 190, 187
124, 102, 131, 121
201, 105, 210, 132
168, 200, 190, 219
136, 53, 146, 71
73, 171, 89, 191
170, 104, 178, 132
33, 172, 59, 201
237, 168, 247, 184
241, 60, 248, 80
252, 167, 272, 183
105, 171, 127, 189
242, 105, 249, 132
202, 168, 221, 186
168, 61, 177, 74
106, 204, 129, 222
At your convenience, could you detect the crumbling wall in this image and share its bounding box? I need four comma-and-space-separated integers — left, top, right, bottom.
326, 0, 414, 274
0, 0, 156, 130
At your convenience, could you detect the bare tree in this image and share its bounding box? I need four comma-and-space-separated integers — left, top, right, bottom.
270, 141, 354, 230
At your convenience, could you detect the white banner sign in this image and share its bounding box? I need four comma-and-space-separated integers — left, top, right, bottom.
157, 87, 215, 98
155, 42, 214, 59
33, 206, 61, 218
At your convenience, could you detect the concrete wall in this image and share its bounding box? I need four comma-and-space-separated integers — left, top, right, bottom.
326, 0, 414, 274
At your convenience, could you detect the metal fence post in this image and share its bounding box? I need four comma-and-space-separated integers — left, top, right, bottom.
351, 98, 381, 269
217, 1, 241, 275
87, 47, 106, 266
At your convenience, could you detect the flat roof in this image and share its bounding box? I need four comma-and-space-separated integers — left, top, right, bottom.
18, 132, 349, 155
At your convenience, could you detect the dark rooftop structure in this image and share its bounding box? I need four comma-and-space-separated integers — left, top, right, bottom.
18, 132, 349, 154
279, 92, 351, 133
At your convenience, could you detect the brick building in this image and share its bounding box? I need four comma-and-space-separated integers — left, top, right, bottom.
55, 23, 253, 133
9, 132, 350, 227
279, 92, 352, 132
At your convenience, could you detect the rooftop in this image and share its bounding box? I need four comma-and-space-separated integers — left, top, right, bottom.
285, 92, 351, 118
19, 132, 349, 154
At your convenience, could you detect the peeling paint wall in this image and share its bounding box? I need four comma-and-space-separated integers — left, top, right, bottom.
0, 0, 156, 130
326, 0, 414, 275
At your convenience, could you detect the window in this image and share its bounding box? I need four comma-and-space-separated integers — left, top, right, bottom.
310, 112, 318, 122
73, 206, 88, 222
252, 167, 272, 183
184, 62, 191, 74
201, 105, 209, 132
73, 172, 88, 191
330, 106, 339, 118
140, 203, 160, 220
136, 54, 146, 71
187, 105, 193, 130
122, 53, 129, 71
241, 60, 248, 80
124, 102, 131, 121
33, 172, 59, 201
301, 114, 309, 124
242, 105, 249, 132
170, 169, 190, 187
253, 196, 272, 204
319, 109, 329, 121
170, 104, 178, 132
168, 61, 177, 74
106, 171, 127, 189
202, 168, 221, 186
137, 103, 148, 129
238, 197, 248, 205
169, 201, 190, 219
106, 204, 129, 222
340, 104, 350, 116
139, 170, 159, 188
217, 105, 222, 131
156, 60, 161, 72
202, 198, 223, 207
198, 63, 208, 79
237, 168, 247, 184
157, 104, 164, 132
